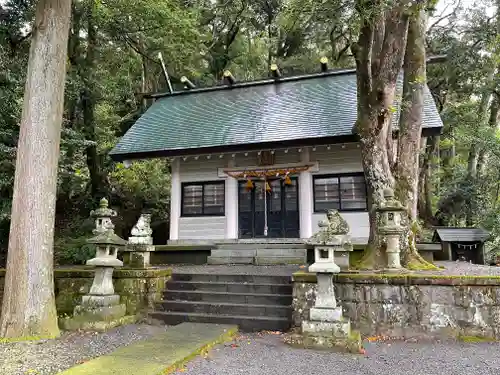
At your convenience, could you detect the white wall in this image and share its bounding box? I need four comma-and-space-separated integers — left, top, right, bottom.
310, 143, 363, 175
312, 212, 369, 244
178, 216, 226, 240
175, 144, 369, 242
177, 157, 227, 240
310, 144, 369, 243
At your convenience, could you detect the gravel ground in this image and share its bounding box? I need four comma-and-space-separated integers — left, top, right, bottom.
418, 261, 500, 276
0, 323, 168, 375
174, 332, 500, 375
170, 261, 500, 277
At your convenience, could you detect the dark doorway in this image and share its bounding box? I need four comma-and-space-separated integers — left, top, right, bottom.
238, 178, 300, 238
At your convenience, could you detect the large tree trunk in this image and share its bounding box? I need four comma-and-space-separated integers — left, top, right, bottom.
418, 135, 438, 225
0, 0, 72, 339
81, 0, 106, 200
352, 2, 409, 269
477, 96, 500, 175
395, 6, 436, 269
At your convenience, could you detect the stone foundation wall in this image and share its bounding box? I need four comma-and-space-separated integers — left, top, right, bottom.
293, 272, 500, 339
0, 267, 171, 316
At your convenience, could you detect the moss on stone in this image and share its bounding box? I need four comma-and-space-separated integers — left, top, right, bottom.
0, 334, 59, 343
292, 271, 500, 286
406, 259, 440, 271
349, 250, 365, 267
457, 335, 496, 343
114, 268, 172, 278
57, 323, 238, 375
60, 314, 139, 332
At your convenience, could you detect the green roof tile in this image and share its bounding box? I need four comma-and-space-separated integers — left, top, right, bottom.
110, 70, 442, 160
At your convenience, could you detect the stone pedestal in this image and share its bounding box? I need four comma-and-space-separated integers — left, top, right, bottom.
123, 244, 155, 268
384, 233, 403, 270
123, 213, 155, 268
286, 225, 362, 352
377, 188, 406, 271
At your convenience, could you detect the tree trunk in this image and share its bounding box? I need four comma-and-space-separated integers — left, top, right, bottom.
477, 87, 500, 176
81, 0, 106, 200
0, 0, 72, 339
395, 6, 436, 269
418, 135, 438, 225
356, 115, 395, 269
352, 2, 409, 269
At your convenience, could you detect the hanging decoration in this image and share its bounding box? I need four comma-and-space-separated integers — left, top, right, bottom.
265, 181, 272, 192
452, 243, 479, 251
226, 165, 310, 180
245, 179, 254, 191
284, 173, 292, 186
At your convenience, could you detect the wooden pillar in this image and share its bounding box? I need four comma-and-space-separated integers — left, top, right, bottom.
169, 158, 181, 240
225, 158, 238, 239
299, 147, 313, 239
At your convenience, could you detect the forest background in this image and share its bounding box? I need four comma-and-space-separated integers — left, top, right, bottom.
0, 0, 498, 266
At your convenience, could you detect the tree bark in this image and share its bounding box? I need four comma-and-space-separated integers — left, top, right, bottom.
477, 88, 500, 176
81, 0, 106, 200
418, 135, 438, 225
352, 1, 409, 269
395, 5, 436, 269
0, 0, 72, 339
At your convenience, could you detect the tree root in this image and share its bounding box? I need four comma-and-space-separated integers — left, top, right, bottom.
404, 250, 440, 270
354, 244, 386, 270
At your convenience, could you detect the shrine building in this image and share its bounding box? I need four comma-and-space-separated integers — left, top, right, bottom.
109, 65, 443, 264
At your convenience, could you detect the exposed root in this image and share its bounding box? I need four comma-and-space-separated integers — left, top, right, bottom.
354, 243, 386, 270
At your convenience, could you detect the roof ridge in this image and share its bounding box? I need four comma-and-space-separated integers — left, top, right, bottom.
145, 68, 357, 99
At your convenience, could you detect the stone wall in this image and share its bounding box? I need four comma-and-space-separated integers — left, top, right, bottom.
293, 272, 500, 339
0, 267, 171, 316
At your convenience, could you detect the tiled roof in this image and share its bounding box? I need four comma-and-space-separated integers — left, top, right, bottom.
110, 70, 443, 160
434, 228, 490, 243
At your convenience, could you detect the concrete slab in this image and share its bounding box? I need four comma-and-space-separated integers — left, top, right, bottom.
57, 322, 238, 375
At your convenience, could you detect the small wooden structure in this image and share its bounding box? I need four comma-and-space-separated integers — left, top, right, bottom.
432, 227, 490, 264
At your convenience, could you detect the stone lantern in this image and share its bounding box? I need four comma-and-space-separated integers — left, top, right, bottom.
60, 201, 129, 331
90, 197, 117, 235
288, 209, 360, 351
377, 187, 406, 270
85, 226, 128, 300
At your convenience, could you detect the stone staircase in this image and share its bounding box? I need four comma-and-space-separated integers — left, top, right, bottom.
150, 272, 293, 332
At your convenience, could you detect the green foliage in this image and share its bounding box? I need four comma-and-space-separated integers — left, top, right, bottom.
54, 236, 96, 266
110, 159, 171, 220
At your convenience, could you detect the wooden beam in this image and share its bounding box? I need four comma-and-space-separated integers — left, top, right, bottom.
180, 76, 196, 89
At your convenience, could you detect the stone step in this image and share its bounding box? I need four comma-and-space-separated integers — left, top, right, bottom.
253, 256, 306, 265
166, 280, 292, 294
149, 311, 291, 332
164, 290, 293, 305
158, 300, 292, 318
171, 273, 292, 284
207, 256, 254, 265
215, 243, 308, 250
210, 249, 257, 257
